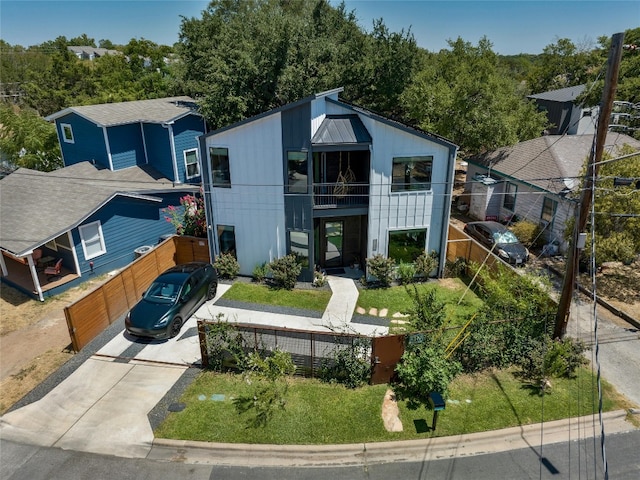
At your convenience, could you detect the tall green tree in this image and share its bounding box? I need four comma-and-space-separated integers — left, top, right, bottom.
525, 37, 599, 94
401, 37, 547, 155
0, 104, 62, 171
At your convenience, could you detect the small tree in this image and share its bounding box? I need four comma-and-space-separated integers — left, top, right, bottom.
214, 252, 240, 279
163, 190, 207, 237
233, 348, 296, 428
366, 254, 395, 287
268, 254, 302, 290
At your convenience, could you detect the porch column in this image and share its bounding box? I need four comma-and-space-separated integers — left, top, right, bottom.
26, 256, 44, 302
0, 253, 7, 276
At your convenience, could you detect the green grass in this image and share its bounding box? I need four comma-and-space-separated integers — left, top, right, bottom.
222, 282, 332, 312
357, 279, 483, 325
155, 367, 625, 444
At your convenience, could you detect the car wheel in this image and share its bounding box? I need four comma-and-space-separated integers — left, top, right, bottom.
206, 282, 218, 300
169, 317, 183, 338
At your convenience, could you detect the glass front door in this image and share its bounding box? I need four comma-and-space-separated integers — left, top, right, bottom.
324, 220, 343, 267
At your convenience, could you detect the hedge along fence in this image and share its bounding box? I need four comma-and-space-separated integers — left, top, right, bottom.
64, 236, 210, 352
197, 320, 372, 379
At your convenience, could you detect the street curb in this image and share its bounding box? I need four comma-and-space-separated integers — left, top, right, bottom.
148, 410, 636, 467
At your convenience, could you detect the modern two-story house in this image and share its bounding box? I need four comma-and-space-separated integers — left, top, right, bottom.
0, 97, 206, 300
199, 88, 458, 281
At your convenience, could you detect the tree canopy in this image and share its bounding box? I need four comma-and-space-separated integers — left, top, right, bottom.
401, 37, 548, 155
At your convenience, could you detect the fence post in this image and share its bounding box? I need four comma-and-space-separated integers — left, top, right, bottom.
197, 321, 209, 368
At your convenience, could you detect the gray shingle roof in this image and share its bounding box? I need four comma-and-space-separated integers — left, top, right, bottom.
0, 162, 198, 256
311, 115, 372, 145
45, 96, 199, 127
528, 84, 587, 103
468, 133, 640, 195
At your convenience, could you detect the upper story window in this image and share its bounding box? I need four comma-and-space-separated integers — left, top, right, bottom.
503, 182, 517, 211
61, 123, 75, 144
286, 151, 308, 193
78, 220, 107, 260
184, 149, 200, 179
210, 147, 230, 187
391, 156, 433, 192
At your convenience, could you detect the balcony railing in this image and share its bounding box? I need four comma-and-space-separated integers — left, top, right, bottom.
312, 182, 369, 208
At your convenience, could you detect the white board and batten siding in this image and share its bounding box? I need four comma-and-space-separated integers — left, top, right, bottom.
206, 114, 287, 276
326, 101, 452, 258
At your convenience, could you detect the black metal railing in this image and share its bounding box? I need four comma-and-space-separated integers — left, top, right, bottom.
312, 182, 369, 208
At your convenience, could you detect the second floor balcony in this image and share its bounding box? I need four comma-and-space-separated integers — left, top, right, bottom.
312, 182, 369, 208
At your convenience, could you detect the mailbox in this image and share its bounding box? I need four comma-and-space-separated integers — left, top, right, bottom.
428, 392, 445, 411
428, 392, 445, 431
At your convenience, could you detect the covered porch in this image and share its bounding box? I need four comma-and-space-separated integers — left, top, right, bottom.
1, 253, 79, 300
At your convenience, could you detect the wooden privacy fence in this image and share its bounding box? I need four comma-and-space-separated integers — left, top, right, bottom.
446, 224, 503, 273
64, 236, 209, 351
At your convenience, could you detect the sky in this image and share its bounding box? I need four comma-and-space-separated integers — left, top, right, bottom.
0, 0, 638, 55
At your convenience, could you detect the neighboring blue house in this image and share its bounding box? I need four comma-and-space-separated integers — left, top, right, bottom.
199, 88, 458, 281
1, 97, 206, 300
45, 96, 206, 184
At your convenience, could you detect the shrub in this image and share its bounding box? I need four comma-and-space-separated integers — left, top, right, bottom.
444, 257, 467, 278
593, 232, 636, 266
214, 252, 240, 279
252, 262, 269, 283
511, 220, 543, 248
415, 251, 439, 278
313, 269, 327, 287
366, 254, 395, 287
268, 254, 302, 290
517, 336, 588, 393
318, 339, 371, 388
396, 262, 416, 285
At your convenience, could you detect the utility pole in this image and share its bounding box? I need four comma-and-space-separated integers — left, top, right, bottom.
553, 32, 625, 339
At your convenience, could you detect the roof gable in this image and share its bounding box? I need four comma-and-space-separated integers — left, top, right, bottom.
312, 114, 372, 146
528, 84, 587, 103
0, 162, 197, 256
468, 133, 640, 194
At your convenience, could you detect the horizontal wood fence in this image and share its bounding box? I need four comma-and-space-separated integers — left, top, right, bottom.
64, 236, 209, 351
446, 224, 503, 273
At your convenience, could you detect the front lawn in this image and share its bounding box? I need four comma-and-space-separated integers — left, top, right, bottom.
356, 278, 483, 324
222, 282, 332, 312
155, 367, 624, 444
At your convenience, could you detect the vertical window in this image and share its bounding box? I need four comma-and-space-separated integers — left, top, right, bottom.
388, 229, 427, 264
184, 149, 200, 179
210, 147, 230, 187
61, 123, 74, 144
286, 151, 308, 193
503, 182, 517, 211
541, 197, 557, 224
217, 225, 236, 258
78, 221, 106, 260
392, 156, 433, 192
289, 231, 309, 268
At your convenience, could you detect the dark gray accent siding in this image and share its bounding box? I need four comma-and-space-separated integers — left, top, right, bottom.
282, 103, 314, 280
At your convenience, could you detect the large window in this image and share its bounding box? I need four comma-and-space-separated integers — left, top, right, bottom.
391, 156, 433, 192
210, 147, 230, 187
289, 230, 309, 268
61, 123, 74, 144
286, 151, 308, 193
503, 182, 517, 211
388, 229, 427, 264
184, 149, 200, 179
78, 220, 106, 260
217, 225, 236, 258
541, 197, 557, 224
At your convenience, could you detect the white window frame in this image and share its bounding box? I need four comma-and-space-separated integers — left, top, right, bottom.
78, 220, 107, 260
183, 148, 200, 179
61, 123, 75, 144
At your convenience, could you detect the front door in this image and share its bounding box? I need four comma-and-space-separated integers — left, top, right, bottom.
324, 220, 343, 268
